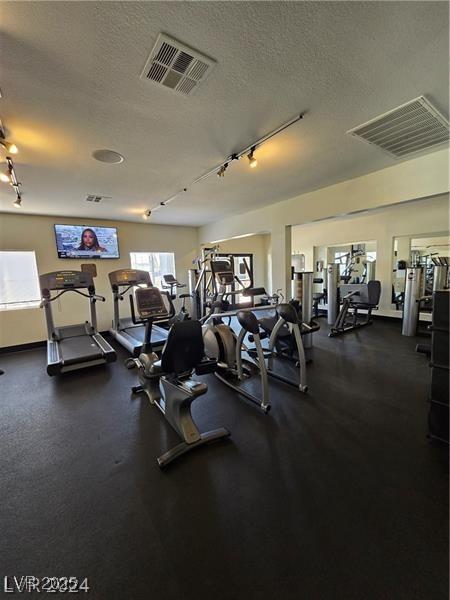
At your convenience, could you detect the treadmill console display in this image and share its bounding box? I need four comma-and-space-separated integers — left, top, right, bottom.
135, 288, 168, 319
56, 272, 80, 286
108, 269, 152, 287
40, 270, 93, 291
117, 270, 138, 284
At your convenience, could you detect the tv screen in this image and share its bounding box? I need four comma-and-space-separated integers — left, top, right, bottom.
54, 224, 120, 259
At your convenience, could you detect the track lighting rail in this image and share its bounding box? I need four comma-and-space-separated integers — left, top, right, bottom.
142, 111, 305, 219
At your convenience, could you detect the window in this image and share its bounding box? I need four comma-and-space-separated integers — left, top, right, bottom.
130, 252, 176, 288
0, 251, 41, 310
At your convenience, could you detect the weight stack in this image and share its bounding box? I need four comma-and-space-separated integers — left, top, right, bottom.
428, 290, 449, 444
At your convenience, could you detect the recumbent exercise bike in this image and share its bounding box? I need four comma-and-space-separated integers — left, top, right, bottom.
126, 286, 230, 467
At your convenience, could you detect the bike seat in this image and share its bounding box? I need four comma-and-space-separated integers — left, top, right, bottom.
179, 293, 191, 299
237, 310, 260, 334
276, 303, 298, 325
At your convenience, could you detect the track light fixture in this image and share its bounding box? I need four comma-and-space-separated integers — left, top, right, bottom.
0, 116, 23, 206
0, 120, 18, 154
247, 146, 257, 168
144, 112, 305, 216
1, 156, 22, 207
0, 140, 18, 154
217, 162, 228, 178
142, 209, 151, 220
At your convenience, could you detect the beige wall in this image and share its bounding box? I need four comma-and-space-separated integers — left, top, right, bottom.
199, 148, 449, 297
211, 234, 270, 291
291, 194, 449, 315
0, 213, 198, 347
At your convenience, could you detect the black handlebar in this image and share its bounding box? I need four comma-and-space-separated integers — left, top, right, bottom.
43, 288, 104, 302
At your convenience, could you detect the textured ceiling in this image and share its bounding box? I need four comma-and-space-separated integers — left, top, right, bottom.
0, 1, 448, 225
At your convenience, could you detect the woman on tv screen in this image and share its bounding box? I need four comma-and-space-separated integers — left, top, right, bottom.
77, 228, 106, 252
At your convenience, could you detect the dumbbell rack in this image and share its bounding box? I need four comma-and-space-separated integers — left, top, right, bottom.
428, 290, 449, 444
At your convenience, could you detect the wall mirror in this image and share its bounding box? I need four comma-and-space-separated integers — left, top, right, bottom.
313, 241, 377, 283
392, 233, 450, 311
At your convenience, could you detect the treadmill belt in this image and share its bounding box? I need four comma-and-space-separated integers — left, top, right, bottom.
123, 325, 168, 346
59, 336, 103, 365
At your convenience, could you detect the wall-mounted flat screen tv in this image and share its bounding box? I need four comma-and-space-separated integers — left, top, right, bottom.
54, 224, 120, 259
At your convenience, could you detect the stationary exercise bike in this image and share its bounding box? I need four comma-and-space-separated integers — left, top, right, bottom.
162, 274, 192, 324
126, 286, 230, 467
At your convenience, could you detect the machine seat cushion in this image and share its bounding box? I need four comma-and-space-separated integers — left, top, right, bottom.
276, 303, 298, 325
367, 280, 381, 306
237, 310, 260, 334
259, 315, 290, 338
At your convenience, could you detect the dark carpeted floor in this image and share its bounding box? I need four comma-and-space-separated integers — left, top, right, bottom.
0, 319, 448, 600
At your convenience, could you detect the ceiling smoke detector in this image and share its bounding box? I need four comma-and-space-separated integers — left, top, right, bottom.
347, 96, 449, 158
140, 33, 216, 97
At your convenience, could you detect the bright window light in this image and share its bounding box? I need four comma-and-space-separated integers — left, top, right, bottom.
0, 251, 41, 311
130, 252, 176, 289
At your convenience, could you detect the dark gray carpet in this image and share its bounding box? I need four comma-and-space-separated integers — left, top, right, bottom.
0, 320, 447, 600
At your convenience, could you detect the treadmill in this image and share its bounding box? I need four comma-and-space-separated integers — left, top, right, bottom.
39, 270, 117, 376
108, 269, 174, 356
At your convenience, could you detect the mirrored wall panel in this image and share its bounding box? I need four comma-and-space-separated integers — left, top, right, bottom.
313, 241, 377, 283
392, 233, 450, 311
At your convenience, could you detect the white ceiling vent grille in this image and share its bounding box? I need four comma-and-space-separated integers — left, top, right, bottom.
86, 194, 110, 203
140, 33, 216, 96
347, 96, 449, 158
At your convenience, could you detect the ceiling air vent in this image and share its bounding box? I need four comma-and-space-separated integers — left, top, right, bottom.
347, 96, 449, 158
86, 194, 110, 203
140, 33, 215, 96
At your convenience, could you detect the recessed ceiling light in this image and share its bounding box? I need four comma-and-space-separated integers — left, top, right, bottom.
92, 149, 124, 164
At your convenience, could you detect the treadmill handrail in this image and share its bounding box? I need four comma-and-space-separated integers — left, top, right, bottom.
113, 283, 147, 300
43, 288, 105, 303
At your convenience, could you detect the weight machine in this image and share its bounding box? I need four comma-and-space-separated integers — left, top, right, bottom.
188, 246, 255, 319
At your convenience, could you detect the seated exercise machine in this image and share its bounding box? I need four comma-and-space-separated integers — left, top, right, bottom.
203, 302, 310, 411
109, 269, 174, 356
258, 300, 319, 363
329, 281, 381, 337
162, 274, 192, 323
39, 270, 116, 376
203, 308, 271, 413
127, 287, 230, 467
161, 274, 185, 297
242, 292, 311, 393
189, 248, 257, 319
262, 303, 309, 393
257, 271, 320, 369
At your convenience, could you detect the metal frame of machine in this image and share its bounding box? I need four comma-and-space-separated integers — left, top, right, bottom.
108, 268, 174, 356
126, 286, 230, 467
39, 270, 116, 376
